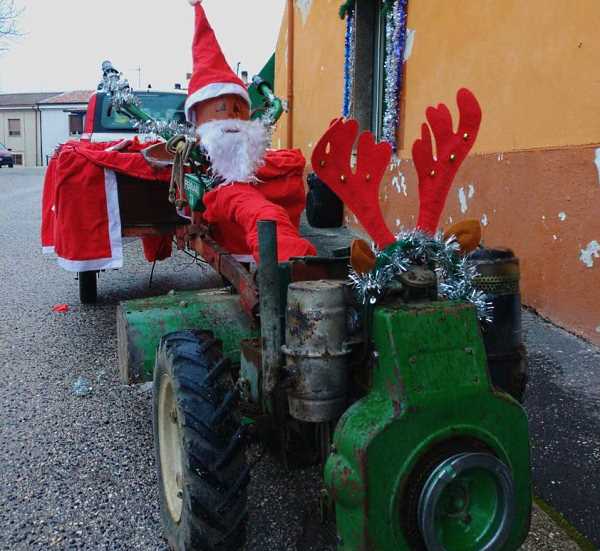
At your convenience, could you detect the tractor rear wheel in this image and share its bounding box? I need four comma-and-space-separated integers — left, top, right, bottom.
78, 271, 97, 303
153, 331, 248, 551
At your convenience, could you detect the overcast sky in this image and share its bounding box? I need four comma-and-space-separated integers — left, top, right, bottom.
0, 0, 286, 93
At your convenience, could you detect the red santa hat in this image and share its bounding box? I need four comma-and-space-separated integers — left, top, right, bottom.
185, 0, 250, 122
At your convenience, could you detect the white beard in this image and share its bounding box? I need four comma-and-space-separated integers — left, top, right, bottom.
197, 119, 269, 184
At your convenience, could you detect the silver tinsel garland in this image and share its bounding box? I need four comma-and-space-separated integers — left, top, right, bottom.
342, 9, 356, 118
98, 62, 141, 110
349, 229, 493, 321
381, 0, 408, 148
132, 119, 197, 143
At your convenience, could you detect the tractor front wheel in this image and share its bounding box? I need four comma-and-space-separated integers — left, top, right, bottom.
153, 331, 248, 551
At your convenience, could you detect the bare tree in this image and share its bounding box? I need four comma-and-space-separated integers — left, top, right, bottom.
0, 0, 22, 51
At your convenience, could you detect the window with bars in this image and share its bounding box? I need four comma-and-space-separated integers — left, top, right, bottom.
8, 119, 21, 137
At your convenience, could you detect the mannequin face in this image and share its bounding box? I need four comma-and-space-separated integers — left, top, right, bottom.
193, 94, 250, 125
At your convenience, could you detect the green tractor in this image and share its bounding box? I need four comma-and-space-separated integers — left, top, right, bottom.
103, 64, 531, 550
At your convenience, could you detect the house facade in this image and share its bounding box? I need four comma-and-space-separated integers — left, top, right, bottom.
38, 91, 94, 164
0, 92, 58, 167
273, 0, 600, 345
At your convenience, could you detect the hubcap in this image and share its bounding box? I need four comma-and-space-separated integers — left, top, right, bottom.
418, 452, 515, 551
158, 375, 184, 523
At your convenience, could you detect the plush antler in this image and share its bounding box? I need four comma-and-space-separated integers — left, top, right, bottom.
312, 118, 395, 249
413, 88, 482, 234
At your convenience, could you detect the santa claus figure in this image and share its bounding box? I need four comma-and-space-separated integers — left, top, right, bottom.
186, 0, 316, 262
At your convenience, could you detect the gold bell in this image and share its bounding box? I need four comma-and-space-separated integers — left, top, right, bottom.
449, 153, 456, 162
430, 169, 436, 177
319, 160, 326, 167
340, 174, 346, 182
463, 132, 469, 141
366, 174, 371, 181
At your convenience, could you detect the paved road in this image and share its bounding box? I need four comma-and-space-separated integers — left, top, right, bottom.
0, 168, 332, 550
0, 168, 593, 550
523, 310, 600, 546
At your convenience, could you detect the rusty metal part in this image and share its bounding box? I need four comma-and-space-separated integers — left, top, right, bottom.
289, 256, 350, 282
240, 339, 262, 404
283, 280, 350, 422
258, 221, 283, 395
471, 248, 520, 296
470, 247, 527, 401
397, 266, 438, 302
187, 224, 259, 318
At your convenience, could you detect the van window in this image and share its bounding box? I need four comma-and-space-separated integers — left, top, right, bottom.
96, 92, 187, 132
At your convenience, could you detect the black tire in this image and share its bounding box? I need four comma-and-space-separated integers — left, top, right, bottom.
8, 163, 13, 168
153, 331, 248, 551
78, 271, 98, 303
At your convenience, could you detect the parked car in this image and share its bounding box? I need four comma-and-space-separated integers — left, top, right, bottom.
0, 143, 14, 168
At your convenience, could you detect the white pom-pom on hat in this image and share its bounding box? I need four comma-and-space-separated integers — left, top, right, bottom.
188, 0, 202, 5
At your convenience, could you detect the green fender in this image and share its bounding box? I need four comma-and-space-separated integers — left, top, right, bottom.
117, 289, 258, 384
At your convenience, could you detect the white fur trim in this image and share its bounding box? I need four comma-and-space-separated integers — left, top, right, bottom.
188, 0, 202, 4
42, 246, 55, 254
185, 82, 250, 122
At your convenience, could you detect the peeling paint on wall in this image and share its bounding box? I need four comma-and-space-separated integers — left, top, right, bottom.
404, 29, 416, 61
390, 156, 402, 171
497, 153, 504, 161
596, 326, 600, 334
595, 148, 600, 185
580, 240, 600, 268
481, 214, 488, 226
395, 218, 401, 227
458, 184, 475, 214
458, 188, 468, 213
558, 212, 567, 221
295, 0, 313, 25
392, 173, 408, 196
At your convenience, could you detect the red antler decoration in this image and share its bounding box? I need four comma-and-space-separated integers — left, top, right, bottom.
413, 88, 482, 234
312, 118, 395, 249
311, 88, 482, 247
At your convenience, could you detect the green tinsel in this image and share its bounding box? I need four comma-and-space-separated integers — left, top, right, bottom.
339, 0, 396, 19
339, 0, 354, 18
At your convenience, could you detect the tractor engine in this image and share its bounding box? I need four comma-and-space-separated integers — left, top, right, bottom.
274, 264, 531, 551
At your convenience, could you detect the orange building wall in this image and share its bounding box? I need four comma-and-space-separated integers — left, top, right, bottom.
274, 0, 600, 345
